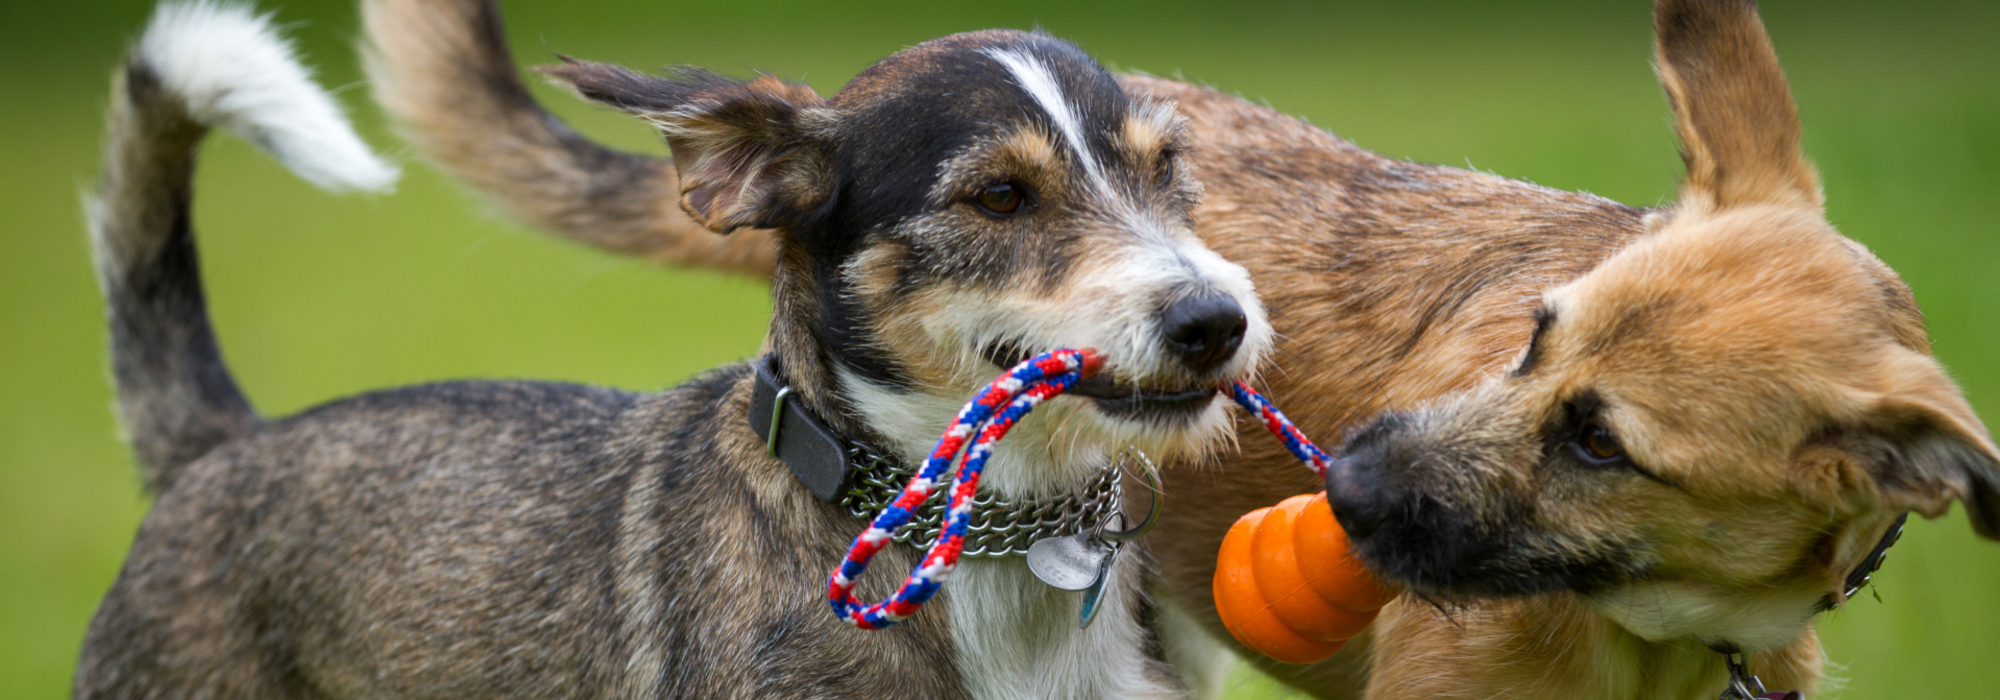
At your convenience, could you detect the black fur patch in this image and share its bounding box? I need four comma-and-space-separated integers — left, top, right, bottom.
1512, 305, 1557, 376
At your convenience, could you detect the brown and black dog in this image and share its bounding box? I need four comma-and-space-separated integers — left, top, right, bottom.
368, 0, 1999, 697
78, 2, 1276, 698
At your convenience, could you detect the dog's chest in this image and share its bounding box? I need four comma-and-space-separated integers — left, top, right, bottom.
946, 556, 1177, 700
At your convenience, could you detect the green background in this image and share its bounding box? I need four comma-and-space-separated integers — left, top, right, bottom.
3, 0, 1996, 696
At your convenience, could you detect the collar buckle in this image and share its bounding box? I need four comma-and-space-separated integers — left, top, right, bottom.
763, 384, 792, 458
749, 355, 856, 502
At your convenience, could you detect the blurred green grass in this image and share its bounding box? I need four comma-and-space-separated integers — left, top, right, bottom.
2, 0, 1995, 697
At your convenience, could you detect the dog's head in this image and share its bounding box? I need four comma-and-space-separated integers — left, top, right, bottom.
1323, 0, 2000, 651
541, 31, 1269, 489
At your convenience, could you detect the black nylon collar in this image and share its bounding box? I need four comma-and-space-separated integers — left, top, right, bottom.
1831, 511, 1907, 610
748, 354, 861, 503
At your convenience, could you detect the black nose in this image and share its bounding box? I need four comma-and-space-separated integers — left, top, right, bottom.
1159, 294, 1247, 373
1324, 451, 1391, 542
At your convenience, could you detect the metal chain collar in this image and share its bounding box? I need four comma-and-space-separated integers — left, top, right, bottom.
837, 443, 1123, 557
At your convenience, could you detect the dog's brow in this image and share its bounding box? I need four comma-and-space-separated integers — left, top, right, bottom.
1513, 305, 1558, 377
981, 48, 1111, 196
923, 128, 1059, 205
1124, 101, 1180, 158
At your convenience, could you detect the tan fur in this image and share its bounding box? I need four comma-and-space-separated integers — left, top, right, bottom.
364, 1, 1998, 698
1654, 0, 1821, 211
1118, 99, 1181, 173
362, 0, 776, 274
1299, 2, 1999, 697
998, 127, 1062, 177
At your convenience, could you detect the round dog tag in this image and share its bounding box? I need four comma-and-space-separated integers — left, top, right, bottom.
1027, 532, 1112, 591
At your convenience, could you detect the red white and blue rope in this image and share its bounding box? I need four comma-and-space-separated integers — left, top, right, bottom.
828, 348, 1104, 629
1229, 380, 1333, 478
827, 350, 1332, 629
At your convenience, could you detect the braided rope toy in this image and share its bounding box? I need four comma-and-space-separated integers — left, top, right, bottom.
829, 348, 1103, 629
1230, 381, 1333, 479
828, 348, 1379, 635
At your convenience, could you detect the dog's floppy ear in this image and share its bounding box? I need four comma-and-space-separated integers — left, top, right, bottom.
1836, 355, 2000, 540
1654, 0, 1822, 211
539, 59, 833, 234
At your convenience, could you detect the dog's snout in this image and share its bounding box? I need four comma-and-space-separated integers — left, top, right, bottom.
1160, 294, 1247, 373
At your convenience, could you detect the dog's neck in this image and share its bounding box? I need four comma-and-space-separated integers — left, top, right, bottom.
1427, 518, 1910, 700
766, 245, 869, 440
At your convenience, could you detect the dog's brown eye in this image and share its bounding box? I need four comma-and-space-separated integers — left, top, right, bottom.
974, 182, 1025, 217
1578, 424, 1624, 463
1157, 150, 1177, 187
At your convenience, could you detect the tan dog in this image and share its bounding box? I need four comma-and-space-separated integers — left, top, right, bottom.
366, 0, 1998, 697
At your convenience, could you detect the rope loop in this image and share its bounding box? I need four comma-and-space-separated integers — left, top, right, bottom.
828, 348, 1103, 629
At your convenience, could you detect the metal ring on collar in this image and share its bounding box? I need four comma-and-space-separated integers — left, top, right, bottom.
1099, 446, 1161, 543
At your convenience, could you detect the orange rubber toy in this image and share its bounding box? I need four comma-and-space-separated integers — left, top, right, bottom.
1213, 492, 1396, 664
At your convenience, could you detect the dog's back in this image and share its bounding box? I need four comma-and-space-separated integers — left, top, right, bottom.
82, 381, 642, 695
81, 373, 964, 697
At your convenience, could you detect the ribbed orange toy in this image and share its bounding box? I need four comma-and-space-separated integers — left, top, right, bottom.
1213, 492, 1396, 664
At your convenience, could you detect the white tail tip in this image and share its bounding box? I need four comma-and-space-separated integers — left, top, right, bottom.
139, 1, 399, 193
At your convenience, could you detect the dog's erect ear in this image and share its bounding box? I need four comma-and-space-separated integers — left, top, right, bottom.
539, 59, 834, 234
1842, 363, 2000, 540
1654, 0, 1822, 211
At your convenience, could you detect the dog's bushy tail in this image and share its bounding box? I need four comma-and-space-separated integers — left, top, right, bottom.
87, 1, 398, 490
362, 0, 776, 277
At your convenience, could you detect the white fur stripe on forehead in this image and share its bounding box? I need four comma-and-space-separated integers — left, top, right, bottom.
981, 48, 1111, 193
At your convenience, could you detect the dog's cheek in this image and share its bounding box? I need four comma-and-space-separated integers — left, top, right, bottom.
899, 204, 1083, 298
881, 293, 964, 389
1611, 488, 1828, 589
952, 241, 1175, 379
1442, 408, 1657, 590
867, 228, 1095, 394
842, 241, 960, 388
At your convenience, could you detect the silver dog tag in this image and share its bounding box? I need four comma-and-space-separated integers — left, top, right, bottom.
1027, 448, 1161, 627
1027, 532, 1112, 591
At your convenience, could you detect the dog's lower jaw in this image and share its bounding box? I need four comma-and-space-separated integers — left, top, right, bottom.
1583, 577, 1825, 652
949, 557, 1184, 700
1367, 594, 1823, 700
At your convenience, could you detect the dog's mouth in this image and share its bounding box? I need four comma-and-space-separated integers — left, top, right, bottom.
981, 342, 1222, 424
